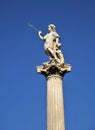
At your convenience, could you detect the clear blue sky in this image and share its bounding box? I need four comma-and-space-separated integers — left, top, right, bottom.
0, 0, 95, 130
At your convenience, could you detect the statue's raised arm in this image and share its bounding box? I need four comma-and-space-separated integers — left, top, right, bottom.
38, 24, 64, 65
38, 31, 45, 41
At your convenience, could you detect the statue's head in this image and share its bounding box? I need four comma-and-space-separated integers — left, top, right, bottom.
48, 24, 56, 32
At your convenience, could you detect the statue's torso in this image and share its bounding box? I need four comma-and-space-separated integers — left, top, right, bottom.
44, 32, 59, 51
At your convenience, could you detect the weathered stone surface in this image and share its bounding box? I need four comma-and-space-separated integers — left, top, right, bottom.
37, 60, 71, 130
37, 60, 71, 77
47, 75, 65, 130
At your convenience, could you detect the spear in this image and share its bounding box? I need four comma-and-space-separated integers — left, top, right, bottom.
28, 23, 38, 32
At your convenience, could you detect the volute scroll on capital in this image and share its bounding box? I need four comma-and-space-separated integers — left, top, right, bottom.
36, 60, 71, 77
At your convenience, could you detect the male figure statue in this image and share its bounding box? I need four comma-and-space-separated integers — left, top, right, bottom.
38, 24, 64, 65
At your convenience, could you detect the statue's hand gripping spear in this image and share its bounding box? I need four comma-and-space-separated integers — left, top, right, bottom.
28, 23, 44, 40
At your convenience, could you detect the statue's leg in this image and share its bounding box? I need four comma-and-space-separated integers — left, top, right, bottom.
46, 47, 63, 64
47, 47, 55, 59
56, 50, 64, 64
48, 48, 60, 63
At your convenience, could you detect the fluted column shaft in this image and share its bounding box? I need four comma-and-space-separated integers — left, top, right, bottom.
37, 61, 71, 130
47, 75, 65, 130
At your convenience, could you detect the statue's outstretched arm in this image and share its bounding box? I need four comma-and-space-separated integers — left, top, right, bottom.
38, 31, 45, 41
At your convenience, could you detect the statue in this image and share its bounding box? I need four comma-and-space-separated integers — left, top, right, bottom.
38, 24, 64, 65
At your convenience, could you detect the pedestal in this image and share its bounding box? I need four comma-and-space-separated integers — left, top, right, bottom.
37, 61, 71, 130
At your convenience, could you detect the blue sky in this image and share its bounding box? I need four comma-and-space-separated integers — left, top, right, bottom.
0, 0, 95, 130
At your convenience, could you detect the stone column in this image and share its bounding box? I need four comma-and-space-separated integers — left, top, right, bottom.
37, 61, 71, 130
47, 74, 65, 130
